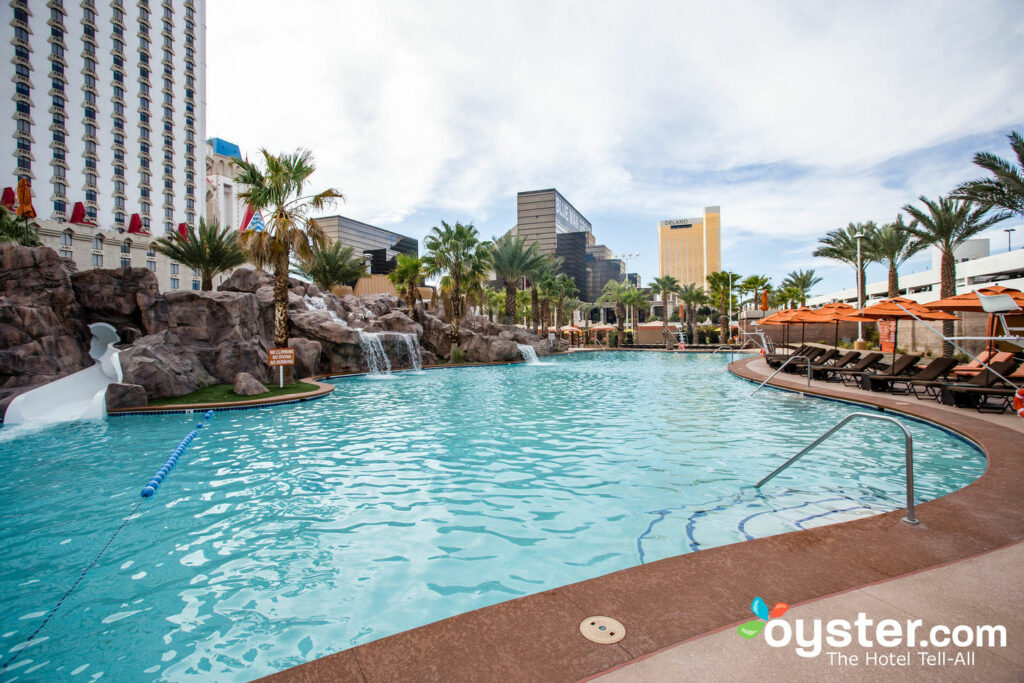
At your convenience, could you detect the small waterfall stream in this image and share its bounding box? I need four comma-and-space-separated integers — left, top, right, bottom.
304, 295, 344, 323
358, 332, 393, 376
517, 344, 541, 365
399, 333, 423, 371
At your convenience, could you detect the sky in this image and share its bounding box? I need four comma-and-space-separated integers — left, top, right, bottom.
206, 0, 1023, 297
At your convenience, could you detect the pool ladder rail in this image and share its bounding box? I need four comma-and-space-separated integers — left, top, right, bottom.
750, 354, 813, 394
755, 411, 918, 525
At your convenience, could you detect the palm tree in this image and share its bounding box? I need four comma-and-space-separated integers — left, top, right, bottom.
775, 285, 803, 309
813, 222, 878, 305
706, 271, 740, 343
740, 274, 771, 310
677, 283, 708, 342
597, 279, 630, 346
649, 275, 683, 341
526, 254, 561, 334
515, 289, 531, 326
869, 216, 925, 298
491, 234, 546, 325
484, 287, 504, 322
952, 130, 1024, 217
422, 221, 492, 345
553, 273, 579, 330
0, 207, 40, 246
291, 241, 367, 292
152, 218, 246, 291
902, 195, 1009, 355
387, 253, 425, 315
622, 286, 648, 345
236, 149, 341, 371
780, 269, 822, 306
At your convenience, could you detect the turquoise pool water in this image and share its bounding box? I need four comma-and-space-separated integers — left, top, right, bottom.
0, 352, 984, 681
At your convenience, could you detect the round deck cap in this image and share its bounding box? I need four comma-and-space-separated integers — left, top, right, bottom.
579, 616, 625, 644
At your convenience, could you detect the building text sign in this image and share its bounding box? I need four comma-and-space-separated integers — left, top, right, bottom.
268, 348, 295, 367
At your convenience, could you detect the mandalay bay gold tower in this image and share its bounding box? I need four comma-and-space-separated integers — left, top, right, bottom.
658, 207, 721, 287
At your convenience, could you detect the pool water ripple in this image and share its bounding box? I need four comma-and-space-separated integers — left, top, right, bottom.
0, 352, 984, 681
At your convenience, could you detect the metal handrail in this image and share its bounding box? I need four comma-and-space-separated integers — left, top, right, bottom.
750, 354, 812, 394
754, 412, 918, 525
695, 345, 735, 366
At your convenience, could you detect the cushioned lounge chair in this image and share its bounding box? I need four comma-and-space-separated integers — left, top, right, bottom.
765, 345, 812, 368
909, 360, 1017, 402
826, 352, 884, 384
809, 351, 861, 380
951, 352, 1016, 378
889, 357, 958, 395
858, 355, 922, 391
940, 361, 1020, 409
784, 348, 839, 373
945, 384, 1019, 413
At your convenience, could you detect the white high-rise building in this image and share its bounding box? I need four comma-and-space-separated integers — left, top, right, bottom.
2, 0, 206, 234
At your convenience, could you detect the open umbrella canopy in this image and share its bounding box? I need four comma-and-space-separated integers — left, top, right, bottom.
846, 297, 958, 322
923, 285, 1024, 313
755, 308, 796, 325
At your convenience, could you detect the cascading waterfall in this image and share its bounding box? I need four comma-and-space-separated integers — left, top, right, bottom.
358, 332, 393, 376
304, 295, 344, 324
517, 344, 541, 365
399, 333, 423, 371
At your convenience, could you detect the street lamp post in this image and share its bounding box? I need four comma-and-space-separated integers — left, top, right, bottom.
1005, 228, 1016, 252
854, 231, 865, 344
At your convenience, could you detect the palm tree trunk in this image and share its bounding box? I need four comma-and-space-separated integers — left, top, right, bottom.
719, 293, 728, 343
940, 251, 956, 357
202, 275, 213, 291
616, 303, 625, 346
273, 262, 293, 383
661, 293, 669, 342
530, 285, 539, 334
887, 261, 899, 299
504, 283, 517, 325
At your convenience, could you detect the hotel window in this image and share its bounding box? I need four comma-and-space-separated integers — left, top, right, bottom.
91, 253, 103, 268
170, 263, 179, 276
60, 230, 73, 258
191, 279, 200, 291
147, 259, 156, 271
170, 277, 179, 290
92, 235, 103, 250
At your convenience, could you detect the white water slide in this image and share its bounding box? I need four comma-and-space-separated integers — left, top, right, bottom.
5, 323, 123, 424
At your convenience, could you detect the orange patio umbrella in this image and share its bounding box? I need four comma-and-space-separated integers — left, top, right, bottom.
15, 177, 36, 219
756, 308, 798, 347
845, 297, 958, 364
811, 302, 859, 348
924, 286, 1024, 354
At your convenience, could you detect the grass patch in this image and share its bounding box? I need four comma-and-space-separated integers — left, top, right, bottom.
149, 381, 321, 406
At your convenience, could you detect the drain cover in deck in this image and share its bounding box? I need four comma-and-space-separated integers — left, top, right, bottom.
579, 616, 625, 644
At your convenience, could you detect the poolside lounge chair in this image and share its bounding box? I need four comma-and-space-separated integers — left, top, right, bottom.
948, 350, 992, 376
951, 352, 1016, 378
945, 383, 1020, 413
778, 346, 828, 372
784, 348, 838, 373
940, 361, 1020, 409
888, 357, 958, 395
809, 351, 861, 380
825, 352, 885, 384
909, 360, 1017, 402
765, 345, 812, 368
858, 355, 922, 391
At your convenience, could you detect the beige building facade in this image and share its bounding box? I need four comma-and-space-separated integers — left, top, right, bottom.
205, 138, 248, 231
36, 217, 205, 292
658, 206, 721, 288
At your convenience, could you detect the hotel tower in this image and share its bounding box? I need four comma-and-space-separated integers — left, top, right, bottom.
658, 206, 721, 288
3, 0, 206, 233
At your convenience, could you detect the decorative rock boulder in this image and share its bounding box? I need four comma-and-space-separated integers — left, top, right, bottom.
233, 372, 268, 396
288, 337, 322, 378
105, 382, 148, 410
119, 330, 216, 398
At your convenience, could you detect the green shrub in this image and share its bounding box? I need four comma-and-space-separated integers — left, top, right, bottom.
708, 329, 720, 344
608, 330, 618, 346
451, 347, 465, 364
625, 331, 634, 345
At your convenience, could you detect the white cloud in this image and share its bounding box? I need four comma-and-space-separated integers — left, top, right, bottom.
206, 0, 1023, 290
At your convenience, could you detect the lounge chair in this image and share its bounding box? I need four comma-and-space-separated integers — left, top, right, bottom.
946, 384, 1020, 413
765, 345, 812, 368
858, 355, 922, 391
951, 352, 1016, 378
825, 352, 885, 384
948, 350, 992, 376
809, 351, 861, 380
889, 357, 958, 395
939, 361, 1020, 409
784, 348, 839, 373
909, 360, 1017, 402
778, 346, 827, 372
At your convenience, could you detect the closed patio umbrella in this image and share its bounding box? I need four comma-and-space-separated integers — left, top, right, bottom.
15, 177, 35, 219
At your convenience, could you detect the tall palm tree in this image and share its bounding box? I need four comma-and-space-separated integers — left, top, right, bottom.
152, 218, 246, 291
597, 279, 631, 346
869, 216, 925, 298
526, 254, 561, 334
649, 275, 683, 340
236, 149, 341, 371
291, 241, 367, 292
553, 273, 579, 330
387, 253, 425, 315
780, 269, 822, 306
775, 285, 803, 309
813, 222, 878, 305
515, 289, 531, 326
740, 274, 771, 310
902, 195, 1009, 355
484, 287, 504, 322
422, 221, 492, 345
677, 283, 708, 342
491, 234, 546, 325
952, 130, 1024, 217
622, 286, 648, 345
706, 271, 740, 342
0, 207, 40, 246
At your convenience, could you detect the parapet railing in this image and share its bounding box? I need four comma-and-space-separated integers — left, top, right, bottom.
750, 354, 812, 394
754, 412, 918, 525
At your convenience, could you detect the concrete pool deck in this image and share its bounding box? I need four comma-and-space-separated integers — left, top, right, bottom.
260, 354, 1024, 682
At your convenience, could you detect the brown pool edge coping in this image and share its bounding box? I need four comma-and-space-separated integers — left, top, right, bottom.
258, 354, 1024, 682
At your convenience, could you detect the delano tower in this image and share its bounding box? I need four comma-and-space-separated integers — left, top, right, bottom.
658, 206, 721, 288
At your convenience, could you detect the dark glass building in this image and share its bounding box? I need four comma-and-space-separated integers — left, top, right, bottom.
555, 231, 588, 298
314, 215, 418, 274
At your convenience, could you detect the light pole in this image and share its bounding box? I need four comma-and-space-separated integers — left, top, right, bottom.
1005, 228, 1016, 252
854, 230, 865, 343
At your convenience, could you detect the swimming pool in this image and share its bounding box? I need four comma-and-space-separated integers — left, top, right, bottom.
0, 352, 985, 681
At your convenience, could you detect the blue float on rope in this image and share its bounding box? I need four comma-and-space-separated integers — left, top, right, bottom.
140, 412, 215, 498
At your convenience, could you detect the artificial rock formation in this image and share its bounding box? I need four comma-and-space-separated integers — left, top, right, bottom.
105, 382, 148, 410
232, 372, 268, 396
0, 251, 555, 416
